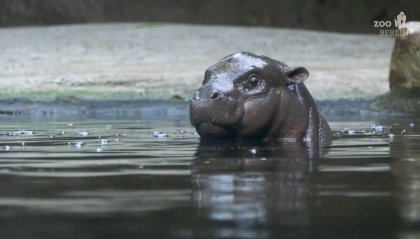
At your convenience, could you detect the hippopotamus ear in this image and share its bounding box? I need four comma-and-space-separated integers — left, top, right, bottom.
284, 67, 309, 85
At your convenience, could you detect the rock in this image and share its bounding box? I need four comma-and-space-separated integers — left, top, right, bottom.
0, 23, 394, 102
375, 22, 420, 112
389, 21, 420, 92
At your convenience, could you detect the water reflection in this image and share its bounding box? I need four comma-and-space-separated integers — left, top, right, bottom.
388, 120, 420, 239
191, 124, 405, 239
192, 139, 315, 239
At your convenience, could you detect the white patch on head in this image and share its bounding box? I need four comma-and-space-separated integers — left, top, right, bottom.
231, 52, 268, 69
232, 52, 244, 58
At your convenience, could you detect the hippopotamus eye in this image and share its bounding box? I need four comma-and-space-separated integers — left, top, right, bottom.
246, 74, 262, 89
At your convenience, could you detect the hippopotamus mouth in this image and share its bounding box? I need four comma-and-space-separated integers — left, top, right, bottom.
195, 122, 236, 138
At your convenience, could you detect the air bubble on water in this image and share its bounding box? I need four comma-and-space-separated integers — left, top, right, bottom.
68, 141, 85, 148
370, 124, 390, 133
152, 131, 169, 138
49, 135, 53, 138
78, 132, 89, 137
401, 129, 406, 134
175, 130, 184, 138
371, 124, 383, 131
157, 133, 169, 138
409, 123, 414, 128
99, 139, 108, 145
176, 131, 184, 138
250, 148, 257, 154
7, 130, 34, 136
176, 129, 187, 135
21, 142, 25, 146
60, 131, 65, 135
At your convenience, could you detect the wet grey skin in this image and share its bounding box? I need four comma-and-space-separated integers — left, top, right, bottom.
189, 52, 332, 147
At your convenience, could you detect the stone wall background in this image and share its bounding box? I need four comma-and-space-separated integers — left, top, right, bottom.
0, 0, 419, 32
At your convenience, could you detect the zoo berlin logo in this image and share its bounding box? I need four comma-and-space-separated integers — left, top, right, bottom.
374, 12, 408, 36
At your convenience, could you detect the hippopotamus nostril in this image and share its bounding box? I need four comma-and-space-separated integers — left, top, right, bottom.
210, 92, 221, 100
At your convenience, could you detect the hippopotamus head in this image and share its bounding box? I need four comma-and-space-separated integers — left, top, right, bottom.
190, 52, 315, 139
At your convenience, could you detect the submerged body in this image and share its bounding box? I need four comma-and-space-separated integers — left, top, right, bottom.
189, 52, 332, 147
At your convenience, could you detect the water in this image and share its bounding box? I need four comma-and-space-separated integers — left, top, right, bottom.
0, 114, 419, 239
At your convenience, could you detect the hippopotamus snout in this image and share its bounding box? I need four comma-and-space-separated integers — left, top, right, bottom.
192, 89, 222, 102
190, 85, 243, 138
191, 84, 223, 101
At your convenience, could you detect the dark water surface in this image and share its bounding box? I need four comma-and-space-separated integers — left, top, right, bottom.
0, 114, 419, 239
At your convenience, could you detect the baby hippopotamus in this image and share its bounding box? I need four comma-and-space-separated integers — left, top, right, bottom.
189, 52, 332, 146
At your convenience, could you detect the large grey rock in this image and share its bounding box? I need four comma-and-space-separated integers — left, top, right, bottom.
0, 23, 394, 102
389, 21, 420, 92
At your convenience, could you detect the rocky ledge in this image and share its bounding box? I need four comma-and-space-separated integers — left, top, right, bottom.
0, 23, 394, 104
376, 21, 420, 112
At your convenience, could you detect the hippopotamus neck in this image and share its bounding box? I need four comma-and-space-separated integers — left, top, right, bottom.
292, 83, 320, 141
291, 83, 333, 148
267, 89, 308, 139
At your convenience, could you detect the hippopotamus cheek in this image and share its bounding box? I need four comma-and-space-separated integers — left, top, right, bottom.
238, 95, 278, 137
